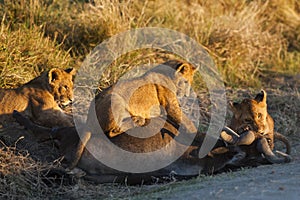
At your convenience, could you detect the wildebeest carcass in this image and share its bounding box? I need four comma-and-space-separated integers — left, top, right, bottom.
13, 110, 291, 185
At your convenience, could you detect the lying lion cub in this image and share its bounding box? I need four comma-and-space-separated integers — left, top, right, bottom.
221, 90, 292, 165
91, 60, 198, 138
0, 68, 75, 127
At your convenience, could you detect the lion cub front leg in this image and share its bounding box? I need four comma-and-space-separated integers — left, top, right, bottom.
30, 99, 73, 127
165, 99, 197, 134
35, 108, 73, 127
108, 95, 148, 137
108, 119, 134, 138
108, 116, 148, 137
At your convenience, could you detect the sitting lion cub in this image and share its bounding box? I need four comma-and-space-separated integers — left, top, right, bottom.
0, 68, 75, 127
89, 60, 198, 138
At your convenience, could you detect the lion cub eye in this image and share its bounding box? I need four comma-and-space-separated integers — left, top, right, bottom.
257, 113, 262, 119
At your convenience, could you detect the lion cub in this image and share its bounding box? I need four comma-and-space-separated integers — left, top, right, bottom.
0, 68, 76, 127
221, 90, 291, 164
88, 60, 198, 138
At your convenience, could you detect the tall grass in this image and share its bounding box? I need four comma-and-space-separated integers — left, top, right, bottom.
0, 21, 75, 87
0, 0, 299, 87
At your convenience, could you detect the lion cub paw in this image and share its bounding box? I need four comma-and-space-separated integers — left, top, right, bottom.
108, 127, 122, 138
131, 116, 146, 127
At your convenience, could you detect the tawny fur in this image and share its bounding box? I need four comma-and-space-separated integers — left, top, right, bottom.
89, 60, 198, 138
0, 68, 75, 127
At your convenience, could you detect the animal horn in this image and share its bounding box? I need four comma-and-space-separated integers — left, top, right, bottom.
274, 132, 291, 154
222, 126, 240, 138
258, 138, 292, 164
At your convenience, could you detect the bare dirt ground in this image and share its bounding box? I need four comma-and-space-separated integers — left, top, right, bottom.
129, 158, 300, 200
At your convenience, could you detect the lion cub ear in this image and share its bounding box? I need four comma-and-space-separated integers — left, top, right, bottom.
176, 63, 196, 75
65, 68, 76, 76
48, 68, 61, 84
254, 90, 267, 105
229, 101, 238, 113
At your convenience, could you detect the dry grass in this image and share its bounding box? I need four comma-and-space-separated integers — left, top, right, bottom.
0, 19, 75, 87
0, 0, 299, 199
0, 142, 61, 198
0, 0, 299, 87
0, 129, 145, 199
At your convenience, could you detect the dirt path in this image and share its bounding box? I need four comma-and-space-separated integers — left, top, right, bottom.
130, 160, 300, 200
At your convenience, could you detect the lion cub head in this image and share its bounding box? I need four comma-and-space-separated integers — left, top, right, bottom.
160, 60, 196, 98
229, 90, 271, 135
47, 68, 76, 107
